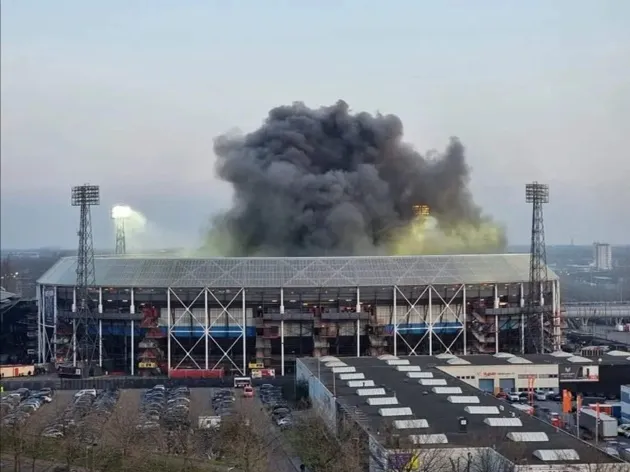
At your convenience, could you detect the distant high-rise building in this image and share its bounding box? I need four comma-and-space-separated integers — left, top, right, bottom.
593, 242, 612, 271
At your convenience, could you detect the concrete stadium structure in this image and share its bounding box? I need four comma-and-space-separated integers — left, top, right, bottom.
36, 254, 562, 375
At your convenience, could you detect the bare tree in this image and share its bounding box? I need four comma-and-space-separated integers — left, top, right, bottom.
216, 401, 275, 472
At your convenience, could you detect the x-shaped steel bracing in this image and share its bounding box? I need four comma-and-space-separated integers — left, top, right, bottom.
395, 285, 465, 355
207, 288, 245, 375
169, 288, 206, 370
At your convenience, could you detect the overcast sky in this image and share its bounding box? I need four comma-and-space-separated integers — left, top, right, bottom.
1, 1, 629, 250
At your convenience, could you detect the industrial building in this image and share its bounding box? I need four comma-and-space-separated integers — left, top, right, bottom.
36, 254, 563, 375
296, 356, 628, 471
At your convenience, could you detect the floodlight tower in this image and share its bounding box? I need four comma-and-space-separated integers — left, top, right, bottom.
71, 184, 100, 368
111, 205, 131, 255
525, 182, 552, 353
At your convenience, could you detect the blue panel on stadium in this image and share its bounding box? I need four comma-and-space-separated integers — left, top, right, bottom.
384, 322, 462, 335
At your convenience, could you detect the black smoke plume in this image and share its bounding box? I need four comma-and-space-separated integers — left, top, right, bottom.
207, 100, 505, 256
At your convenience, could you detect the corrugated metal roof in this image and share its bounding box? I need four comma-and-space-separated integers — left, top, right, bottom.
36, 254, 557, 288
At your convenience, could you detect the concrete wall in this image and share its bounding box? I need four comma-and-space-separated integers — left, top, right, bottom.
438, 363, 560, 392
296, 359, 337, 432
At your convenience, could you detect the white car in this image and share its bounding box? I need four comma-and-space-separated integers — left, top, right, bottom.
506, 392, 520, 402
534, 390, 547, 401
74, 389, 97, 399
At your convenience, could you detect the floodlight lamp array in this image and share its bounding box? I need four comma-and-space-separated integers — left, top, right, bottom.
525, 182, 549, 204
71, 185, 101, 206
111, 205, 132, 219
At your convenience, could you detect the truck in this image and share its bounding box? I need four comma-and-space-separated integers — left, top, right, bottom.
578, 408, 618, 439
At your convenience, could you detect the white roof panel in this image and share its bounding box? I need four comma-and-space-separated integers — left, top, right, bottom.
464, 406, 500, 415
532, 449, 579, 461
393, 419, 429, 429
507, 432, 549, 442
484, 418, 523, 427
347, 380, 375, 388
406, 372, 433, 379
432, 387, 463, 394
409, 434, 448, 445
37, 254, 557, 288
419, 379, 448, 386
378, 407, 413, 417
366, 396, 398, 406
567, 356, 591, 363
447, 396, 480, 404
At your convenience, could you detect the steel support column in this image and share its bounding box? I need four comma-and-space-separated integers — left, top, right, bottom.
98, 320, 102, 367
393, 286, 397, 356
356, 287, 361, 357
37, 285, 42, 363
53, 287, 58, 364
204, 288, 209, 370
131, 320, 135, 375
520, 283, 525, 354
280, 288, 285, 376
462, 285, 467, 355
72, 319, 77, 366
167, 288, 171, 372
98, 287, 103, 314
428, 287, 433, 355
494, 284, 499, 354
130, 287, 135, 315
72, 287, 77, 313
242, 289, 246, 376
540, 282, 545, 352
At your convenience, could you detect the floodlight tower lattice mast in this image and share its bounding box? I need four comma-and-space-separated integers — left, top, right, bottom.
115, 220, 126, 255
525, 182, 552, 354
72, 184, 100, 366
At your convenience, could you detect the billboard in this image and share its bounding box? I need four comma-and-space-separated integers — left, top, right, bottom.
43, 287, 55, 326
559, 364, 599, 382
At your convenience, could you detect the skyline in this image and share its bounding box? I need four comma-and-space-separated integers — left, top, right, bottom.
1, 1, 629, 249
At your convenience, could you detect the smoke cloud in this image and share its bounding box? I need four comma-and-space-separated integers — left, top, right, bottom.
206, 100, 506, 256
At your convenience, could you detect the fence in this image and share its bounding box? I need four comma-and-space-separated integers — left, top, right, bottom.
0, 375, 296, 392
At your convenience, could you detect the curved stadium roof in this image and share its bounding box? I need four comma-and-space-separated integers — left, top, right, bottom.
37, 254, 557, 289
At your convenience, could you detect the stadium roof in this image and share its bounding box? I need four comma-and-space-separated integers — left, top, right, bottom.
298, 356, 621, 467
37, 254, 557, 289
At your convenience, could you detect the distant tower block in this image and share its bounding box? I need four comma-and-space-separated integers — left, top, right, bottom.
70, 184, 100, 368
525, 182, 555, 353
111, 205, 131, 255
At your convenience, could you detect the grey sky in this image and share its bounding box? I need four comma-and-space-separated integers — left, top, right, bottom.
1, 1, 629, 250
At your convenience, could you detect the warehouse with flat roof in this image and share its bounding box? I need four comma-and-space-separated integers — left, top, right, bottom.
297, 356, 628, 471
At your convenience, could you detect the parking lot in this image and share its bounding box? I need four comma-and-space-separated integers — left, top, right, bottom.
1, 387, 74, 430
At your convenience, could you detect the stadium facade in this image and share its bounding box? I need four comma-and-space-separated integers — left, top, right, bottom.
36, 254, 562, 376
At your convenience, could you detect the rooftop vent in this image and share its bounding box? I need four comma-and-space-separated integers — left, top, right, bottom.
464, 406, 500, 415
447, 358, 471, 365
484, 418, 523, 427
396, 365, 422, 372
377, 354, 399, 360
393, 419, 428, 429
409, 434, 448, 444
506, 357, 532, 364
419, 378, 447, 386
435, 353, 456, 359
347, 380, 375, 388
447, 396, 480, 404
532, 449, 579, 461
320, 356, 340, 363
339, 373, 365, 380
367, 396, 398, 406
406, 372, 433, 379
432, 387, 463, 394
550, 351, 572, 357
357, 388, 386, 396
386, 359, 410, 366
567, 356, 591, 363
606, 350, 630, 357
325, 361, 348, 368
493, 352, 515, 358
331, 366, 356, 373
507, 432, 549, 442
378, 407, 413, 417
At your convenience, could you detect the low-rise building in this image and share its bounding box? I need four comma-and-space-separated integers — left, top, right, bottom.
297, 355, 628, 471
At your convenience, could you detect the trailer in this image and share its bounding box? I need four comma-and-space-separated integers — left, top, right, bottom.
0, 364, 35, 378
578, 408, 618, 438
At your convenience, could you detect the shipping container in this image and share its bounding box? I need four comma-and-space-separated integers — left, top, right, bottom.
578, 408, 618, 438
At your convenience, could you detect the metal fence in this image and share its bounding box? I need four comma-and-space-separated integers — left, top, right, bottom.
0, 375, 296, 392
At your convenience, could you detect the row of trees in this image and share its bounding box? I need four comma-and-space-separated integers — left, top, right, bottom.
0, 400, 280, 472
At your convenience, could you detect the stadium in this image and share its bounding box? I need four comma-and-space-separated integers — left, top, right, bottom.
35, 253, 562, 376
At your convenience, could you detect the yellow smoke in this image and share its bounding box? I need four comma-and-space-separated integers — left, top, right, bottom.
391, 211, 506, 255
